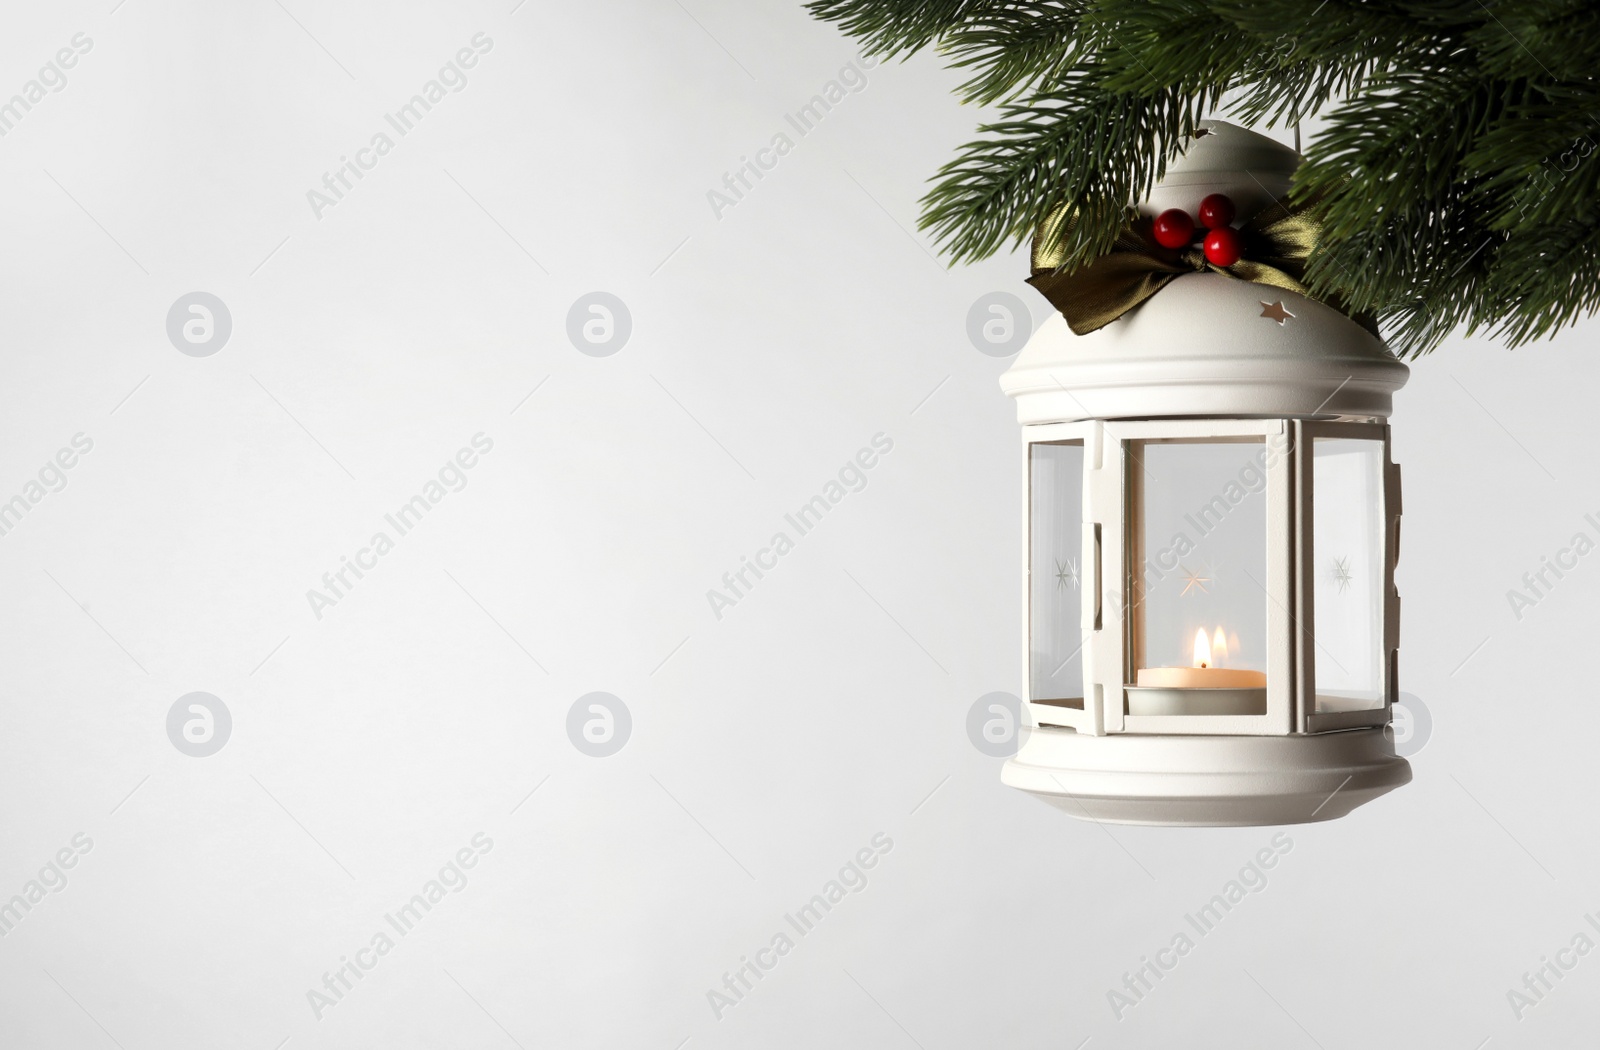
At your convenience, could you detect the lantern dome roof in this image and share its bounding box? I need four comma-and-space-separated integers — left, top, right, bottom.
1001, 120, 1408, 425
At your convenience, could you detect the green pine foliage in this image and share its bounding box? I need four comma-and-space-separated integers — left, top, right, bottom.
805, 0, 1600, 356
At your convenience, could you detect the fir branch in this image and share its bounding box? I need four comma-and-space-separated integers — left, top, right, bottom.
920, 76, 1219, 269
803, 0, 1004, 57
1466, 0, 1600, 81
940, 2, 1088, 105
1477, 217, 1600, 345
807, 0, 1600, 355
1079, 0, 1252, 97
1466, 90, 1600, 229
1294, 67, 1494, 245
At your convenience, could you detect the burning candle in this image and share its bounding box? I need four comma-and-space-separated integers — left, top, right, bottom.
1136, 628, 1267, 689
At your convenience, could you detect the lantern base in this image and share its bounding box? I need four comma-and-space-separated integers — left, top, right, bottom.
1002, 725, 1410, 827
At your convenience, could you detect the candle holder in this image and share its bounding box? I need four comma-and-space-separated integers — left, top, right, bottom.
1124, 687, 1266, 717
1000, 120, 1411, 826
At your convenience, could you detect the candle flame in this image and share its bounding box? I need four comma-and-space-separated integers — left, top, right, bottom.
1193, 628, 1211, 669
1212, 627, 1229, 667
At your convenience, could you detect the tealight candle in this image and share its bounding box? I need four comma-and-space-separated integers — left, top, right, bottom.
1136, 628, 1266, 689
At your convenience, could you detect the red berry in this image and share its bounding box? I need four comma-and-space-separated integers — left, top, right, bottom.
1152, 208, 1195, 249
1198, 193, 1236, 229
1203, 227, 1243, 267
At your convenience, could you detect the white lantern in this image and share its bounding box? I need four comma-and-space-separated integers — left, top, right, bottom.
1000, 121, 1411, 826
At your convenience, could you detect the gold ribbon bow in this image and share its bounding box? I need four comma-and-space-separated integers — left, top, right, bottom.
1026, 198, 1350, 336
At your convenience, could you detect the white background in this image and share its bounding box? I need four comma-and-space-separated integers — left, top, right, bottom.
0, 2, 1596, 1047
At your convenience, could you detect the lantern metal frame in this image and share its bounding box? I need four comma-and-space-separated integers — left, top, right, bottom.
1021, 417, 1401, 741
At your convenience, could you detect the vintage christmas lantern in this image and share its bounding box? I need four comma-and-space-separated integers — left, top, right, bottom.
1000, 121, 1410, 825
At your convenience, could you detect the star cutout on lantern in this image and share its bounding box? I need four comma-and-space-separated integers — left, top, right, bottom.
1333, 556, 1353, 593
1260, 300, 1295, 324
1178, 566, 1212, 596
1055, 557, 1079, 591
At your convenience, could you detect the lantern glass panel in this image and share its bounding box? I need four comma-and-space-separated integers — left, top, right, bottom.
1130, 438, 1269, 685
1311, 436, 1386, 712
1029, 441, 1085, 704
